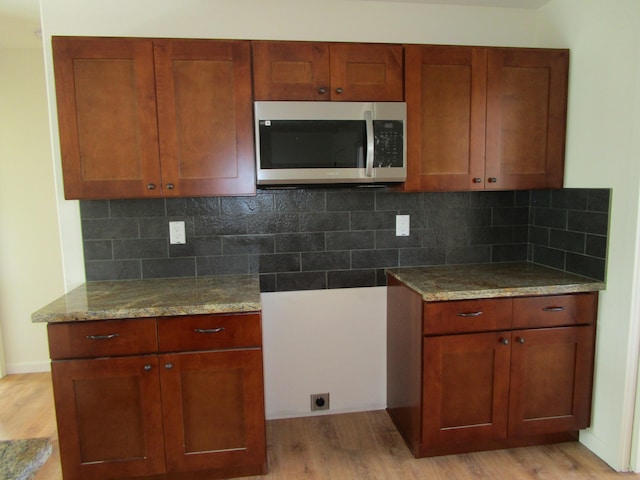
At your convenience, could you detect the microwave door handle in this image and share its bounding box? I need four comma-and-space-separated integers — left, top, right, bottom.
365, 110, 374, 177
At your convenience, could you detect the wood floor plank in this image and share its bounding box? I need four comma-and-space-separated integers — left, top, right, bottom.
0, 372, 638, 480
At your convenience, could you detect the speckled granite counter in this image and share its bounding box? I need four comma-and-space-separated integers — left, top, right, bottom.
31, 275, 261, 323
387, 263, 605, 302
0, 438, 52, 480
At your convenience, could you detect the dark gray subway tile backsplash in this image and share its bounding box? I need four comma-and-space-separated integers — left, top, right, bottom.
80, 188, 610, 291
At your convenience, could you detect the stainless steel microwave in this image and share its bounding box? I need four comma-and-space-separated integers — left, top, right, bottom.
254, 101, 406, 186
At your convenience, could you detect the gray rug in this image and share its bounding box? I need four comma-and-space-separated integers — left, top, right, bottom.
0, 438, 52, 480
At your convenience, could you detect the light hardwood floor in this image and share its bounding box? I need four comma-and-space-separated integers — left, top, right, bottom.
1, 372, 638, 480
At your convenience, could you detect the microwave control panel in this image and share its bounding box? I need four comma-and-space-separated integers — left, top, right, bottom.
374, 120, 404, 167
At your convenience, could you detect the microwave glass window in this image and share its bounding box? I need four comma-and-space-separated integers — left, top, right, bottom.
259, 120, 366, 169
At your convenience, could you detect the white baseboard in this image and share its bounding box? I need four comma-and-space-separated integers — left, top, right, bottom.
6, 362, 51, 375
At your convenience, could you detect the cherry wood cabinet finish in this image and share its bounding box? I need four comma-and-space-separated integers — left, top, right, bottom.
387, 275, 598, 458
47, 318, 157, 360
252, 41, 403, 101
48, 313, 266, 480
53, 37, 255, 199
423, 297, 511, 335
507, 326, 595, 437
512, 293, 597, 329
422, 331, 511, 448
402, 45, 568, 192
403, 45, 487, 191
53, 37, 161, 199
160, 349, 266, 473
51, 356, 166, 480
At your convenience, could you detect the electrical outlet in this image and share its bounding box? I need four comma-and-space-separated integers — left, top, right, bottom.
310, 393, 330, 411
169, 221, 186, 245
396, 215, 410, 237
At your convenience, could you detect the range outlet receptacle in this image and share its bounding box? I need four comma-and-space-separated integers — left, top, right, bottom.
310, 393, 330, 411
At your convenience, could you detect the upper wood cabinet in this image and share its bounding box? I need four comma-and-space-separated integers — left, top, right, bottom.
403, 45, 568, 192
52, 37, 256, 199
252, 41, 404, 101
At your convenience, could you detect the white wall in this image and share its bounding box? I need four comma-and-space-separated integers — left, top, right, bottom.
0, 47, 65, 373
262, 287, 386, 419
535, 0, 640, 471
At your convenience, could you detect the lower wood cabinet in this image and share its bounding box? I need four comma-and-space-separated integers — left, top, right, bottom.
48, 313, 266, 480
387, 275, 598, 457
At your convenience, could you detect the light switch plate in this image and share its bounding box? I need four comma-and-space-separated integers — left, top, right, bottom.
396, 215, 410, 237
169, 221, 186, 244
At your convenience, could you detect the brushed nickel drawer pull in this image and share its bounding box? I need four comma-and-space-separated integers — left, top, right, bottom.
86, 333, 120, 340
194, 327, 226, 334
542, 306, 565, 312
456, 311, 483, 317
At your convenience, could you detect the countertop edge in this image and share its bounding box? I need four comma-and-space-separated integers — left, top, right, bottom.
417, 283, 605, 302
31, 302, 263, 324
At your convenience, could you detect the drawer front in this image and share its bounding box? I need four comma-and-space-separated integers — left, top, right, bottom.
512, 293, 598, 329
47, 319, 158, 360
157, 313, 262, 352
423, 298, 512, 335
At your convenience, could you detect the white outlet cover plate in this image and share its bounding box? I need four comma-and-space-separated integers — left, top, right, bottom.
169, 221, 186, 244
396, 215, 410, 236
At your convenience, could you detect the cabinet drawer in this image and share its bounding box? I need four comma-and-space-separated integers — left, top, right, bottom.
157, 313, 262, 352
48, 319, 158, 360
512, 293, 598, 329
424, 298, 512, 335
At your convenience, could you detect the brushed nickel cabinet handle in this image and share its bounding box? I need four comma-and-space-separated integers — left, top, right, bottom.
499, 337, 509, 345
516, 337, 525, 344
86, 333, 120, 340
472, 177, 482, 184
143, 364, 153, 371
335, 87, 343, 94
456, 311, 483, 317
166, 183, 174, 190
488, 177, 497, 183
146, 183, 156, 190
165, 363, 174, 370
543, 306, 565, 312
194, 327, 226, 334
317, 87, 327, 95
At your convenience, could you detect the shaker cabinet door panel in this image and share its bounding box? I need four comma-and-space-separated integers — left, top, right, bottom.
252, 41, 403, 101
508, 326, 595, 436
160, 350, 267, 473
404, 45, 487, 191
51, 356, 165, 480
53, 37, 162, 199
485, 48, 568, 190
154, 39, 256, 196
422, 332, 511, 447
252, 41, 330, 100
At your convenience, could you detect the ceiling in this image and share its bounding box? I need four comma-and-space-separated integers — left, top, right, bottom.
0, 0, 552, 49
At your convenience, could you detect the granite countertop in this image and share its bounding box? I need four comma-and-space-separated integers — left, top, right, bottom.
0, 438, 52, 480
387, 263, 605, 302
31, 275, 261, 323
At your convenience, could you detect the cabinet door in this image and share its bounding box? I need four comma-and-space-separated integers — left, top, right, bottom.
422, 332, 511, 449
485, 48, 568, 190
508, 326, 595, 436
329, 43, 403, 101
154, 39, 256, 196
252, 41, 330, 100
160, 349, 267, 473
52, 37, 162, 199
403, 45, 487, 191
51, 356, 165, 480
